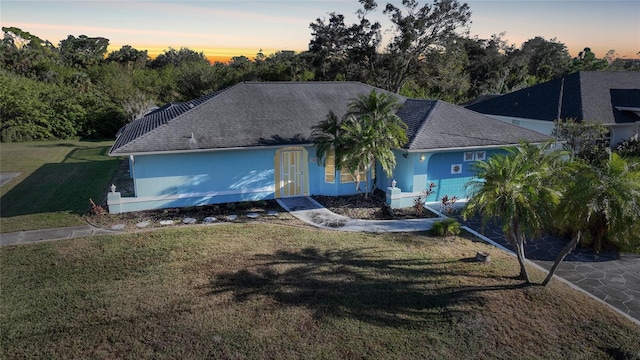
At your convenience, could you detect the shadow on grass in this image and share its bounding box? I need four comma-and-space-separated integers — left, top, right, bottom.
1, 147, 119, 217
205, 247, 524, 328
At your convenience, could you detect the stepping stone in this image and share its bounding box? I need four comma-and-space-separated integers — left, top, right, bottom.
111, 224, 125, 230
246, 212, 259, 219
226, 214, 238, 221
159, 220, 174, 226
136, 221, 150, 228
203, 216, 217, 223
182, 217, 197, 224
266, 210, 279, 216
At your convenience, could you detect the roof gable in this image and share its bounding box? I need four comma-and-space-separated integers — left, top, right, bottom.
466, 71, 640, 125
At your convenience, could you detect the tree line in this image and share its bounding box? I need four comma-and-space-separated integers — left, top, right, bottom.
1, 0, 638, 142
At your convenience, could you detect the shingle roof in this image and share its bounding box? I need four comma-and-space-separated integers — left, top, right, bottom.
110, 82, 403, 155
466, 71, 640, 124
109, 81, 551, 156
399, 99, 551, 151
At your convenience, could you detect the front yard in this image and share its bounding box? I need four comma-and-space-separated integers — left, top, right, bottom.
1, 224, 639, 359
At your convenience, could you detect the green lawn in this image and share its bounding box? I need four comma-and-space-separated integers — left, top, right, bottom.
0, 140, 120, 232
1, 224, 638, 359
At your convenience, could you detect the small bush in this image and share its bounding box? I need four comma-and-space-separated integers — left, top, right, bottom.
431, 218, 461, 237
615, 136, 640, 158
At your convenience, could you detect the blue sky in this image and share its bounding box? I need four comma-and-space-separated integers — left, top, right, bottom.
2, 0, 639, 61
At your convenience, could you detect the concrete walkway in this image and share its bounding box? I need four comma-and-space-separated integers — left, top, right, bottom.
0, 225, 120, 246
1, 197, 638, 326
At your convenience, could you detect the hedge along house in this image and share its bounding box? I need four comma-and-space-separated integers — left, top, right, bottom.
466, 71, 640, 148
107, 82, 551, 214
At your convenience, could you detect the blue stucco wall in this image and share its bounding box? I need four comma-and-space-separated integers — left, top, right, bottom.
109, 146, 373, 213
425, 149, 506, 201
386, 148, 508, 208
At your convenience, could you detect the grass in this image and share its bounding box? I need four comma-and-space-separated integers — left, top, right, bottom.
0, 140, 120, 233
1, 224, 638, 359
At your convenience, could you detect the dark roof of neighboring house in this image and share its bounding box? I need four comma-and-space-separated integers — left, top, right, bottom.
465, 71, 640, 124
110, 81, 551, 156
399, 99, 551, 151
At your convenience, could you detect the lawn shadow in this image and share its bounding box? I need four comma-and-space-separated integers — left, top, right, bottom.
204, 246, 523, 329
1, 147, 119, 217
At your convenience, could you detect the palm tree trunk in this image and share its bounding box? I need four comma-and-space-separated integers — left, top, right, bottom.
509, 227, 531, 283
515, 233, 531, 283
541, 231, 581, 286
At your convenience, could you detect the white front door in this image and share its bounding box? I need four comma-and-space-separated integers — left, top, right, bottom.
279, 149, 304, 197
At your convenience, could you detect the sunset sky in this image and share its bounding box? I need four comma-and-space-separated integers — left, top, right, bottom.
2, 0, 639, 63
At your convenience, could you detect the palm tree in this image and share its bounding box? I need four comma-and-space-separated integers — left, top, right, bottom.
340, 90, 408, 195
310, 110, 344, 168
311, 90, 408, 196
542, 153, 640, 285
463, 141, 566, 283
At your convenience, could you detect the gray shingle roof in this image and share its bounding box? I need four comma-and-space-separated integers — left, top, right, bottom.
399, 99, 551, 151
109, 81, 551, 156
466, 71, 640, 124
110, 82, 403, 155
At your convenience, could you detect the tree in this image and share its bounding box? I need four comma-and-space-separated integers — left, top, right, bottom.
519, 36, 571, 82
58, 35, 109, 68
381, 0, 471, 93
553, 118, 610, 166
570, 47, 608, 73
463, 141, 566, 283
123, 92, 156, 122
149, 47, 210, 69
1, 27, 58, 79
308, 0, 381, 82
311, 91, 408, 195
106, 45, 149, 68
461, 34, 514, 97
403, 35, 470, 103
542, 153, 640, 285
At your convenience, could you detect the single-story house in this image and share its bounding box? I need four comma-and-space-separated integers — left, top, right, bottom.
466, 71, 640, 147
107, 81, 550, 213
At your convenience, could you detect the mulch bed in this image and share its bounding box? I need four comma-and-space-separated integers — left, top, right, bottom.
88, 190, 438, 230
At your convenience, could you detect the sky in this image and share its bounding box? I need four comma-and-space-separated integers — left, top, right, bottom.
2, 0, 639, 63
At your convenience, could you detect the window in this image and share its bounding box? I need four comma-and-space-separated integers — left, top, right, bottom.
340, 169, 367, 183
324, 148, 335, 183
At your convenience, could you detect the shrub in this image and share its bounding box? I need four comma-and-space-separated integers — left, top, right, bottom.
615, 136, 640, 158
430, 218, 461, 237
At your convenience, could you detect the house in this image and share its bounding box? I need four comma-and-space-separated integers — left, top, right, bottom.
107, 82, 550, 213
466, 71, 640, 147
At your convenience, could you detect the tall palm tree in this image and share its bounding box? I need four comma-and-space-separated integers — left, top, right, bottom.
311, 90, 408, 196
463, 141, 566, 283
340, 90, 408, 195
310, 110, 344, 168
543, 153, 640, 285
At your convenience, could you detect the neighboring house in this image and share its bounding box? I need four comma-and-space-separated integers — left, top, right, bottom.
466, 71, 640, 147
107, 82, 550, 213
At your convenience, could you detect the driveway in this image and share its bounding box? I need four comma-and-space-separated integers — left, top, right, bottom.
460, 214, 640, 324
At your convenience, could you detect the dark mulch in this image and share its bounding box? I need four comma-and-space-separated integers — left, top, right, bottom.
312, 190, 439, 220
